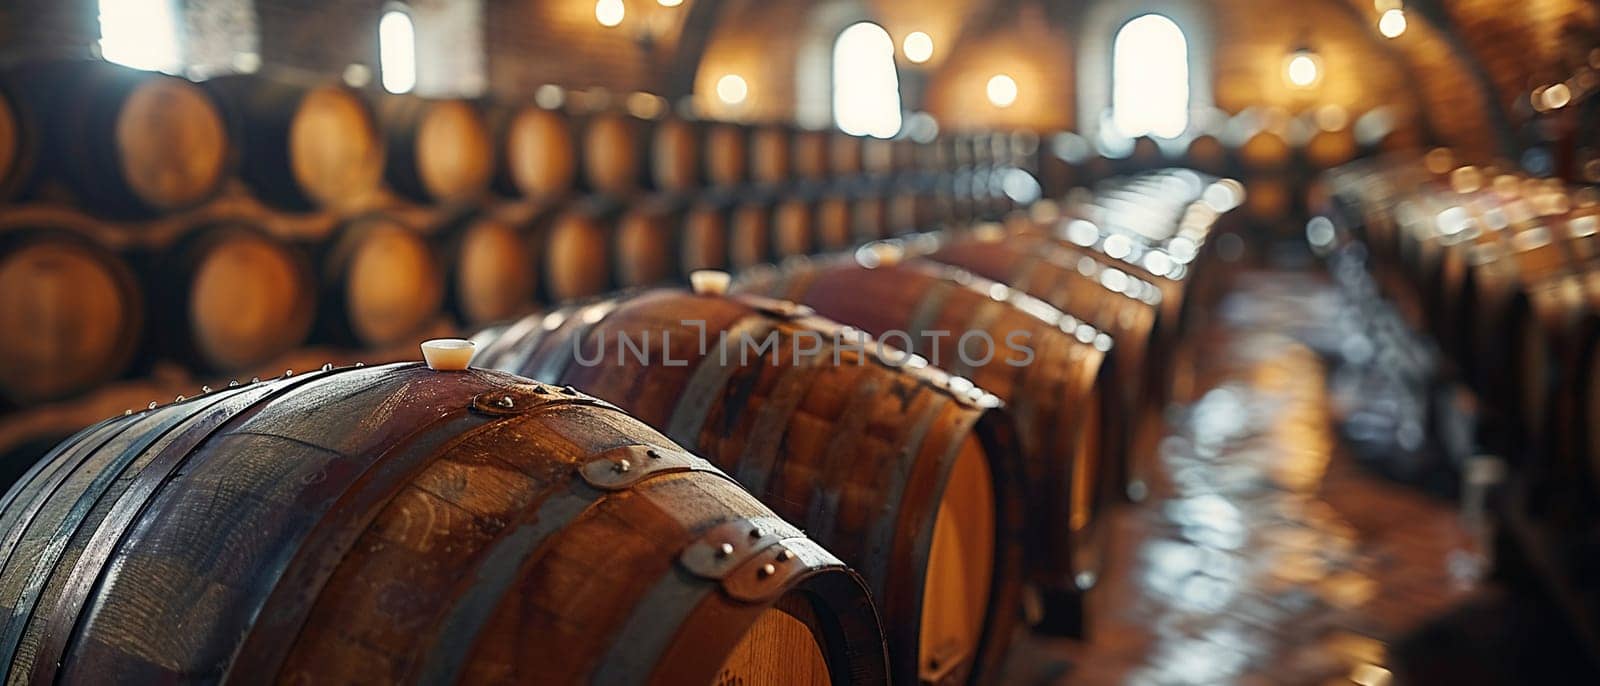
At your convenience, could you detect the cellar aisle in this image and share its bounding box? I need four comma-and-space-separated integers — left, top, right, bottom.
1005, 270, 1490, 685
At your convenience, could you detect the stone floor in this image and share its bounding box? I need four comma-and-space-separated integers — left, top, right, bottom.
1001, 271, 1508, 685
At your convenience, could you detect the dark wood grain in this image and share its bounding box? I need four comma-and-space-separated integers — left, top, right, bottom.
0, 363, 887, 684
474, 289, 1029, 684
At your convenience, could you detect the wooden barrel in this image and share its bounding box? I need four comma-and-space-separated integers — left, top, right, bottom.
815, 195, 855, 252
205, 74, 383, 211
852, 194, 891, 244
472, 289, 1026, 683
0, 79, 36, 201
1123, 136, 1164, 173
792, 130, 831, 182
750, 125, 793, 186
772, 196, 816, 259
1239, 130, 1293, 222
830, 133, 864, 177
431, 209, 538, 327
1184, 134, 1229, 177
703, 123, 748, 188
489, 104, 576, 200
737, 254, 1115, 635
0, 210, 142, 404
1304, 127, 1358, 171
673, 197, 731, 275
577, 111, 644, 196
648, 117, 701, 192
613, 200, 679, 287
147, 220, 316, 373
379, 95, 494, 203
928, 231, 1164, 495
0, 363, 889, 684
863, 138, 895, 177
5, 61, 228, 217
316, 214, 444, 348
729, 200, 775, 271
540, 201, 612, 302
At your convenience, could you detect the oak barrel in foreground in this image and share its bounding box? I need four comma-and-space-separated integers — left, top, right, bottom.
0, 362, 888, 684
472, 287, 1027, 684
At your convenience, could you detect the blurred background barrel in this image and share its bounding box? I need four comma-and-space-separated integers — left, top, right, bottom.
430, 208, 538, 327
0, 209, 142, 404
4, 61, 229, 218
144, 218, 315, 373
205, 74, 383, 212
378, 95, 493, 204
0, 363, 889, 684
315, 213, 443, 348
489, 104, 575, 201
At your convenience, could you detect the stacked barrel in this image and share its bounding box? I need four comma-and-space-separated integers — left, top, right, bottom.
0, 56, 1246, 684
0, 61, 1029, 471
1323, 151, 1600, 652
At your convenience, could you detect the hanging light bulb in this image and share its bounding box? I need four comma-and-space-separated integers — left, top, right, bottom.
595, 0, 624, 27
1378, 9, 1407, 38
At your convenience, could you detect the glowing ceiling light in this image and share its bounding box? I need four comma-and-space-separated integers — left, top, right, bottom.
987, 74, 1018, 108
1378, 9, 1407, 38
716, 74, 748, 105
1285, 50, 1321, 88
596, 0, 624, 27
903, 31, 933, 63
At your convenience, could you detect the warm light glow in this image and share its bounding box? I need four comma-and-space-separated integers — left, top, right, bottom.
595, 0, 625, 27
1286, 52, 1321, 88
1378, 9, 1407, 38
1543, 83, 1573, 109
379, 10, 416, 93
658, 0, 684, 6
98, 0, 182, 72
716, 74, 748, 105
986, 74, 1018, 108
903, 31, 934, 63
1112, 14, 1189, 138
833, 22, 903, 137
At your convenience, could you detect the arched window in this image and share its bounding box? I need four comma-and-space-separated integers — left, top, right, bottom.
379, 9, 417, 93
1111, 14, 1188, 138
99, 0, 183, 72
832, 22, 902, 138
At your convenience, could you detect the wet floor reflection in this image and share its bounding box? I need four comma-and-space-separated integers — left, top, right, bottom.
1005, 271, 1483, 685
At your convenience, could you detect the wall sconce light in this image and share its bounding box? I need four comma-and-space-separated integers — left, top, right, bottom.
1284, 41, 1321, 89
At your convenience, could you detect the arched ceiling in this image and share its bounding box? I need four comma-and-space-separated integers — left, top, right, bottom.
673, 0, 1600, 158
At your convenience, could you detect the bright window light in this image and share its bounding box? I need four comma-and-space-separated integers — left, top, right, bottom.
379, 10, 416, 93
833, 22, 903, 138
1112, 14, 1190, 139
98, 0, 182, 72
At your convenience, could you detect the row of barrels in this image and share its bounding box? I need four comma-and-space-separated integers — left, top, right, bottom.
1324, 152, 1600, 525
1037, 126, 1372, 226
0, 169, 1023, 407
0, 59, 1033, 219
0, 168, 1233, 684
